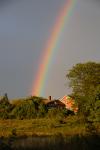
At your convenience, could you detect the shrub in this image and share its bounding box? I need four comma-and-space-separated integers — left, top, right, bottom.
10, 99, 38, 119
37, 103, 47, 117
0, 109, 9, 119
47, 108, 65, 119
0, 94, 13, 119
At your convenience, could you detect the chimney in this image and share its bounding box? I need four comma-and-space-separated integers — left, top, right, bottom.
48, 96, 51, 101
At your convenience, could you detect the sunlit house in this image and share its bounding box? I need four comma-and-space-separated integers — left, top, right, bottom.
60, 95, 78, 113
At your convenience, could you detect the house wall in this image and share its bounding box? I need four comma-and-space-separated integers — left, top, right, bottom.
60, 96, 78, 113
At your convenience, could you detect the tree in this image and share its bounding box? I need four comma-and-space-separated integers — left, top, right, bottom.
66, 62, 100, 121
67, 62, 100, 97
11, 99, 38, 119
0, 93, 9, 106
38, 103, 47, 117
0, 93, 12, 119
88, 85, 100, 122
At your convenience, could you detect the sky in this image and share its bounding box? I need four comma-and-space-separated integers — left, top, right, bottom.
0, 0, 100, 99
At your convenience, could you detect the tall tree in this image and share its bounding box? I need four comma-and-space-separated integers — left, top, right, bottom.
66, 62, 100, 97
66, 62, 100, 120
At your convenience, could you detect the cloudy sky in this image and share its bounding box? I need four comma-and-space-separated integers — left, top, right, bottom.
0, 0, 100, 99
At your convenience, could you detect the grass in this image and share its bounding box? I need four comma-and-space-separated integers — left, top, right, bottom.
0, 116, 99, 138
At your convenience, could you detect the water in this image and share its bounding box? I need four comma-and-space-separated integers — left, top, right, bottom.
0, 134, 100, 150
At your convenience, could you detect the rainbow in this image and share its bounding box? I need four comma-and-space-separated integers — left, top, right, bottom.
31, 0, 77, 96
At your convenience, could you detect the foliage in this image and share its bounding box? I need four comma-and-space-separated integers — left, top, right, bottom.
10, 99, 38, 119
0, 94, 13, 119
29, 96, 44, 104
37, 103, 48, 117
87, 85, 100, 122
67, 62, 100, 97
66, 62, 100, 122
0, 110, 9, 119
0, 93, 10, 110
47, 108, 71, 119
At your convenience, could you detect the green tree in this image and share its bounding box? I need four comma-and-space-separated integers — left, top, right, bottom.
0, 93, 9, 107
67, 62, 100, 97
38, 103, 47, 117
11, 99, 38, 119
0, 93, 12, 119
66, 62, 100, 122
88, 85, 100, 122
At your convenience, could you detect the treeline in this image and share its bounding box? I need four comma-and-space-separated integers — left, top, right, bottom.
0, 94, 70, 119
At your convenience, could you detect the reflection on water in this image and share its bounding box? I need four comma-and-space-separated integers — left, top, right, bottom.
0, 134, 100, 150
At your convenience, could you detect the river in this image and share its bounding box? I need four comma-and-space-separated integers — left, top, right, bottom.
0, 134, 100, 150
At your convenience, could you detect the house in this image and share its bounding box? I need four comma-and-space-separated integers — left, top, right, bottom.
43, 96, 65, 109
46, 100, 65, 109
60, 95, 78, 113
42, 96, 78, 113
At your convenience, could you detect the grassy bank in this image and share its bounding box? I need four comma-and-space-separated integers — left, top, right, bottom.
0, 116, 100, 138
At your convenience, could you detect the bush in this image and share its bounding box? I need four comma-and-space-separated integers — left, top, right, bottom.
0, 95, 13, 119
10, 99, 38, 119
47, 108, 65, 119
37, 103, 47, 117
0, 109, 9, 119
